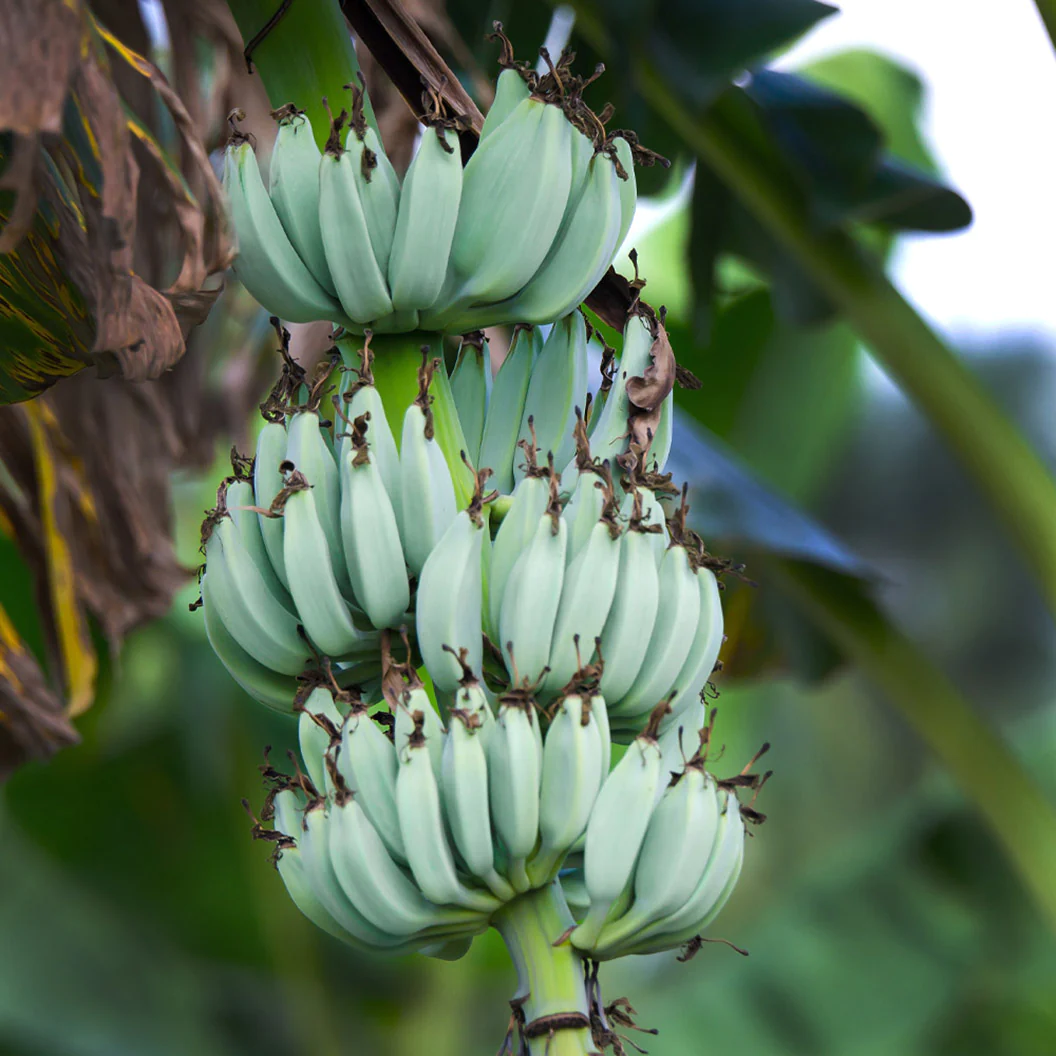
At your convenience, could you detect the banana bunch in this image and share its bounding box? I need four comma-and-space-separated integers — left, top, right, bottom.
222, 35, 655, 335
256, 666, 760, 964
199, 339, 461, 708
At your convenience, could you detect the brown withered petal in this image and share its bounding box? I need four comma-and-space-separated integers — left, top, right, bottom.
625, 319, 676, 412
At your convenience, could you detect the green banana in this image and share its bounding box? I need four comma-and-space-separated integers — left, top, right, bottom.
269, 107, 336, 295
339, 420, 410, 629
612, 135, 637, 257
226, 479, 292, 609
588, 311, 655, 460
569, 727, 663, 951
388, 123, 462, 312
395, 721, 499, 913
513, 312, 589, 483
281, 477, 375, 658
298, 685, 344, 796
398, 397, 458, 576
393, 683, 446, 777
663, 568, 724, 728
253, 421, 290, 589
203, 515, 310, 675
528, 692, 605, 884
318, 121, 393, 325
449, 335, 491, 466
480, 66, 531, 140
223, 135, 342, 324
477, 326, 540, 493
415, 505, 485, 694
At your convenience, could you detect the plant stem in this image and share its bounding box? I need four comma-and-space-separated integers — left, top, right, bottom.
775, 559, 1056, 936
492, 883, 596, 1056
225, 0, 377, 148
632, 64, 1056, 619
1033, 0, 1056, 55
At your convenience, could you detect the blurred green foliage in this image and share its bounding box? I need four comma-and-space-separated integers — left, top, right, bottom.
2, 1, 1055, 1054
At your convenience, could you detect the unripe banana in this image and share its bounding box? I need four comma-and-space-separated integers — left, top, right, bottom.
398, 398, 458, 576
501, 149, 624, 325
477, 326, 540, 493
480, 66, 531, 140
275, 841, 366, 948
620, 485, 668, 566
542, 509, 622, 697
298, 686, 345, 796
513, 312, 588, 482
444, 98, 573, 307
340, 420, 410, 629
222, 136, 342, 324
395, 721, 499, 912
201, 570, 299, 711
328, 791, 485, 936
416, 504, 485, 694
343, 91, 400, 275
226, 479, 292, 609
286, 409, 350, 595
388, 124, 462, 311
591, 690, 612, 776
393, 684, 446, 777
269, 108, 336, 295
606, 788, 745, 957
609, 542, 702, 722
254, 421, 291, 589
441, 703, 515, 900
570, 725, 663, 950
597, 516, 661, 704
498, 488, 567, 687
318, 122, 393, 325
486, 692, 543, 892
281, 476, 376, 658
664, 568, 724, 728
591, 764, 721, 952
562, 464, 610, 565
529, 693, 605, 884
203, 515, 310, 675
338, 708, 406, 862
612, 135, 637, 256
588, 311, 654, 459
449, 335, 491, 466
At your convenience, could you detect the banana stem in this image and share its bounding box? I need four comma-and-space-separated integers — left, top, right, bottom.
225, 0, 378, 148
492, 883, 596, 1056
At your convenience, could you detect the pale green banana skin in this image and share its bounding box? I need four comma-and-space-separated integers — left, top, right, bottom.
254, 421, 291, 589
592, 691, 612, 776
499, 513, 567, 687
442, 710, 516, 900
610, 544, 702, 722
529, 694, 605, 885
449, 338, 491, 466
542, 519, 622, 698
328, 795, 486, 936
223, 141, 342, 323
269, 113, 337, 295
398, 403, 458, 575
282, 487, 375, 658
562, 470, 610, 564
318, 150, 393, 324
596, 791, 745, 958
388, 126, 462, 312
588, 312, 655, 459
476, 327, 539, 493
204, 517, 310, 675
620, 486, 668, 566
340, 378, 402, 522
613, 135, 638, 255
416, 510, 485, 694
339, 447, 410, 630
345, 125, 400, 275
590, 768, 720, 951
286, 410, 351, 596
597, 528, 661, 703
661, 570, 724, 730
298, 686, 345, 796
225, 479, 293, 609
276, 844, 368, 948
500, 151, 624, 326
648, 389, 674, 472
513, 312, 589, 483
656, 701, 706, 794
444, 99, 573, 307
396, 738, 499, 913
338, 710, 407, 862
479, 67, 531, 139
201, 571, 300, 711
570, 734, 663, 951
487, 703, 543, 892
394, 685, 446, 777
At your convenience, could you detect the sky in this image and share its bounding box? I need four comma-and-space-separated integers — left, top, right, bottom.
779, 0, 1056, 344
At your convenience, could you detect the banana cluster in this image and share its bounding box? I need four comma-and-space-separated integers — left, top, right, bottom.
223, 43, 645, 336
255, 653, 760, 961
